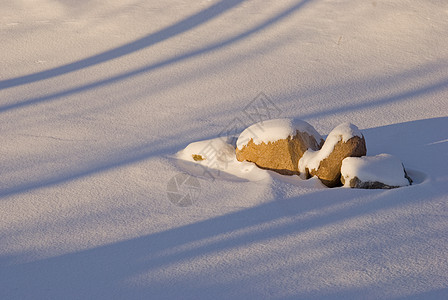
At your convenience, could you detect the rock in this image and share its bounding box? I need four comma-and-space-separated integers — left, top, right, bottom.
341, 154, 412, 189
310, 135, 366, 187
299, 123, 367, 187
236, 119, 324, 175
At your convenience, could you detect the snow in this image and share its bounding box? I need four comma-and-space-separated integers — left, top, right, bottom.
176, 137, 269, 181
299, 123, 363, 174
236, 118, 323, 150
1, 0, 448, 299
341, 154, 410, 188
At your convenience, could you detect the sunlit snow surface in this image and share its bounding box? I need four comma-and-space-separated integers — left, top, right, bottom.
1, 0, 447, 299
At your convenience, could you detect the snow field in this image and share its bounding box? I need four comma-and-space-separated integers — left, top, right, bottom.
1, 0, 447, 299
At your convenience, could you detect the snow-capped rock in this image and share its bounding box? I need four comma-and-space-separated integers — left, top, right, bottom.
299, 123, 367, 187
235, 119, 324, 175
341, 153, 412, 189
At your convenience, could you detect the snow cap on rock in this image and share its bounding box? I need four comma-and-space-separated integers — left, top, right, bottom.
236, 118, 323, 150
341, 153, 411, 188
299, 122, 364, 174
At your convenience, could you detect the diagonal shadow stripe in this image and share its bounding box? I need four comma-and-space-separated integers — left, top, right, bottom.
0, 0, 314, 113
0, 0, 246, 89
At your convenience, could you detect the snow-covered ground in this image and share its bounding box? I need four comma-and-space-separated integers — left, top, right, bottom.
1, 0, 447, 299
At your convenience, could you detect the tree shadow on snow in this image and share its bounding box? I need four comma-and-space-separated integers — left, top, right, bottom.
1, 117, 447, 299
0, 0, 316, 197
0, 0, 315, 114
0, 0, 246, 90
0, 186, 429, 299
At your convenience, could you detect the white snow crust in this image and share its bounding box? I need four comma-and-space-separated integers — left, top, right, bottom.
176, 137, 269, 181
299, 123, 363, 174
341, 154, 410, 187
236, 118, 323, 150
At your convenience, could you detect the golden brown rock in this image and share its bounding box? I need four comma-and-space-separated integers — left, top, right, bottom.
308, 135, 367, 187
236, 131, 324, 175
